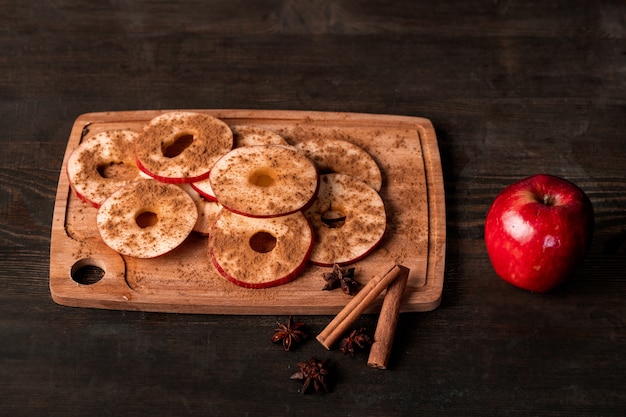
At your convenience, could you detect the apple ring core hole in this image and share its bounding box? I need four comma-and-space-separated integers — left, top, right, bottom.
97, 162, 137, 180
249, 169, 276, 187
249, 231, 277, 253
136, 211, 158, 228
162, 132, 195, 158
318, 167, 335, 175
71, 258, 105, 285
321, 209, 346, 228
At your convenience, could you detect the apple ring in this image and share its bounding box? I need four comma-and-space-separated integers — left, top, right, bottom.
304, 173, 386, 266
295, 138, 382, 192
192, 126, 290, 200
231, 125, 289, 147
135, 111, 233, 183
96, 179, 198, 258
209, 208, 314, 288
209, 144, 319, 217
66, 129, 142, 208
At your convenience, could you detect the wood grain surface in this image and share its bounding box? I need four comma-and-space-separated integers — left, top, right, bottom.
50, 109, 445, 314
1, 1, 625, 416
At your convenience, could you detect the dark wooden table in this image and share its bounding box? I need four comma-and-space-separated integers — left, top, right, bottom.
1, 1, 624, 415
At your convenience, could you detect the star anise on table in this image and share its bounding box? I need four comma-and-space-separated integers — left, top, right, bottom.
322, 263, 360, 295
290, 357, 331, 394
339, 327, 373, 355
271, 315, 307, 351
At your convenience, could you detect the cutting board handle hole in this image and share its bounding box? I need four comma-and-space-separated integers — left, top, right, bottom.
71, 258, 106, 285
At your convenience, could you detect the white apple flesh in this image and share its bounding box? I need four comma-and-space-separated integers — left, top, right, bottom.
484, 174, 594, 292
190, 178, 218, 202
231, 125, 289, 147
177, 183, 221, 235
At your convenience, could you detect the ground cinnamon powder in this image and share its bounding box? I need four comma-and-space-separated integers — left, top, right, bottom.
67, 116, 432, 308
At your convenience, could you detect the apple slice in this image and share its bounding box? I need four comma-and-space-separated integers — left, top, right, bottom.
209, 209, 314, 288
96, 179, 198, 258
190, 177, 218, 202
304, 173, 386, 266
177, 183, 222, 235
135, 111, 233, 184
66, 130, 142, 208
192, 127, 291, 201
191, 127, 291, 201
192, 199, 222, 235
231, 125, 289, 147
295, 138, 382, 192
209, 144, 319, 217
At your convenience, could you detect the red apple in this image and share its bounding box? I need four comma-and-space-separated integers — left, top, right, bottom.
484, 174, 594, 292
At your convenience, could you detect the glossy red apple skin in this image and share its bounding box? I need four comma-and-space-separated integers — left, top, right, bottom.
484, 174, 594, 292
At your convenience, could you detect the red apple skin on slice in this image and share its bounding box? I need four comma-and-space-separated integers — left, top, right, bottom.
96, 180, 198, 258
135, 111, 233, 184
73, 189, 100, 208
209, 144, 319, 218
209, 209, 314, 289
190, 178, 218, 202
177, 183, 221, 235
192, 127, 291, 202
304, 173, 387, 266
67, 129, 142, 208
295, 138, 382, 192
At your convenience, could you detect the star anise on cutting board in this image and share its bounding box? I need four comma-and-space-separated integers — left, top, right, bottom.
271, 315, 307, 351
322, 263, 360, 295
339, 328, 373, 355
290, 357, 331, 394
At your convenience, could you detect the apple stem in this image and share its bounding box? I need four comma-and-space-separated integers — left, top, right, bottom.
542, 194, 553, 206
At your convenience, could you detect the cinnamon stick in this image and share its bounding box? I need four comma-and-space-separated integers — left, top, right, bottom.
316, 263, 403, 350
367, 265, 410, 369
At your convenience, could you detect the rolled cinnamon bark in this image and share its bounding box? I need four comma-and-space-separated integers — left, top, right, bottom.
367, 265, 410, 369
316, 263, 403, 350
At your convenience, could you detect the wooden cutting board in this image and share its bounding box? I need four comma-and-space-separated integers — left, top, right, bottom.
50, 110, 445, 315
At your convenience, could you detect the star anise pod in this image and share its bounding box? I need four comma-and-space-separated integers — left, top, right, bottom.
271, 315, 307, 351
290, 357, 330, 394
339, 328, 373, 355
322, 263, 360, 295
